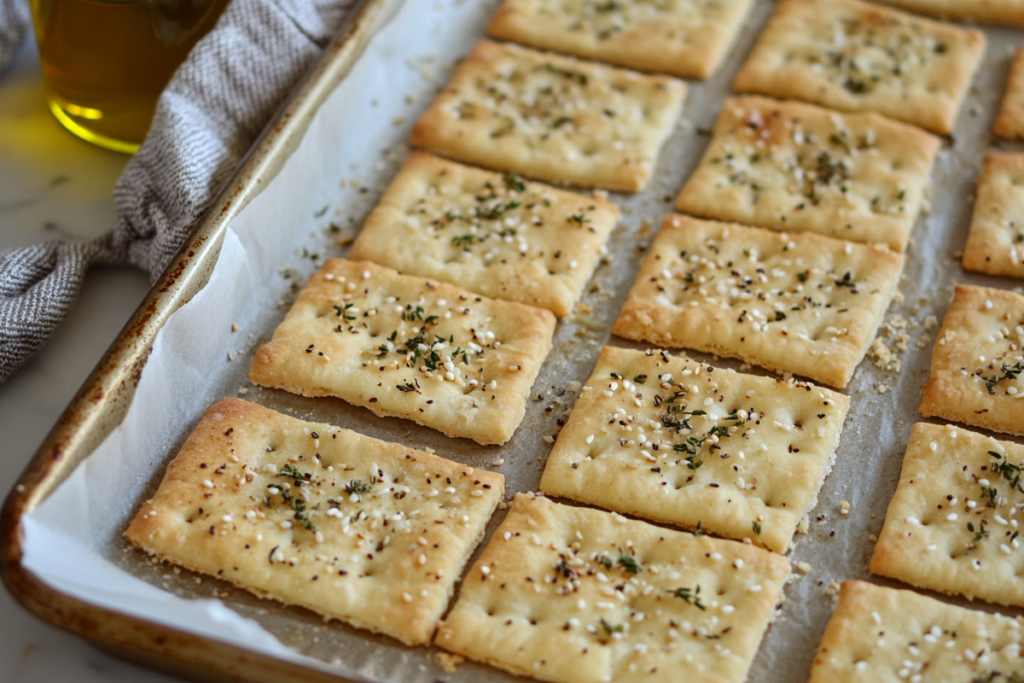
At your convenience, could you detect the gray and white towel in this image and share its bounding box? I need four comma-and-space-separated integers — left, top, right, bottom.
0, 0, 358, 383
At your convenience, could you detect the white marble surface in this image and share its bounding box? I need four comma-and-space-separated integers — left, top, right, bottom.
0, 36, 185, 683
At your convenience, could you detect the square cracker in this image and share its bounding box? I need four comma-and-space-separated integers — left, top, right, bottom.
435, 493, 790, 683
124, 398, 504, 646
485, 0, 754, 80
871, 422, 1024, 608
963, 153, 1024, 279
674, 96, 940, 252
879, 0, 1024, 27
996, 48, 1024, 140
409, 40, 686, 193
612, 215, 904, 388
540, 346, 850, 554
920, 284, 1024, 437
809, 580, 1024, 683
348, 152, 619, 318
731, 0, 985, 135
248, 259, 556, 446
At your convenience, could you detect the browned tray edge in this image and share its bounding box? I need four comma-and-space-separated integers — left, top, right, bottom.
0, 1, 395, 681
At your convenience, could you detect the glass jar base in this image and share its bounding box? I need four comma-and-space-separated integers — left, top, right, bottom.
47, 99, 142, 154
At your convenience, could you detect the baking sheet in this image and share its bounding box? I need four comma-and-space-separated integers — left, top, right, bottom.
19, 0, 1024, 681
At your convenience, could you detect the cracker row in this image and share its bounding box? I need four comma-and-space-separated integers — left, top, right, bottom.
732, 0, 985, 135
486, 0, 755, 79
540, 346, 850, 554
124, 398, 504, 646
920, 284, 1024, 438
248, 259, 556, 445
612, 215, 904, 389
809, 580, 1024, 683
675, 96, 940, 252
872, 422, 1024, 609
963, 153, 1024, 279
436, 493, 791, 683
409, 40, 687, 193
348, 152, 619, 317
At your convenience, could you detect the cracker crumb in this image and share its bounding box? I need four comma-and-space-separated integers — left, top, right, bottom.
868, 532, 878, 542
435, 652, 465, 673
796, 561, 812, 574
869, 337, 900, 373
839, 501, 851, 515
231, 322, 238, 332
825, 579, 842, 597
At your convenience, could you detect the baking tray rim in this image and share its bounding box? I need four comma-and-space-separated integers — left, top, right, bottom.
0, 1, 395, 681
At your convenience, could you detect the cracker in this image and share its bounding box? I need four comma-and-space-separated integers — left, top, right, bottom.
963, 153, 1024, 279
486, 0, 754, 80
879, 0, 1024, 27
809, 580, 1024, 683
124, 398, 504, 646
871, 422, 1024, 608
248, 259, 556, 446
435, 493, 790, 683
409, 40, 686, 193
674, 96, 940, 252
731, 0, 985, 135
996, 48, 1024, 140
540, 346, 850, 554
920, 285, 1024, 437
612, 215, 904, 389
348, 152, 618, 318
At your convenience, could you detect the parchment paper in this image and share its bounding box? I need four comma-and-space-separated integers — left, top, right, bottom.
20, 0, 1024, 681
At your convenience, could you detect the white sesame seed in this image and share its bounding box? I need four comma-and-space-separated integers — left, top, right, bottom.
202, 480, 214, 488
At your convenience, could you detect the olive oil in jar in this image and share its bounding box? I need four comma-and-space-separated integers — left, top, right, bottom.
29, 0, 231, 152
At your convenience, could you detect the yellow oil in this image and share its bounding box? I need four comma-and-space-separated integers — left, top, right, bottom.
30, 0, 230, 152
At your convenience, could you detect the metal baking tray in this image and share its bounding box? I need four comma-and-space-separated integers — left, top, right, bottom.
4, 0, 1024, 682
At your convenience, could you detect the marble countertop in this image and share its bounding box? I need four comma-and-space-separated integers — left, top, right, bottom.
0, 36, 185, 683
